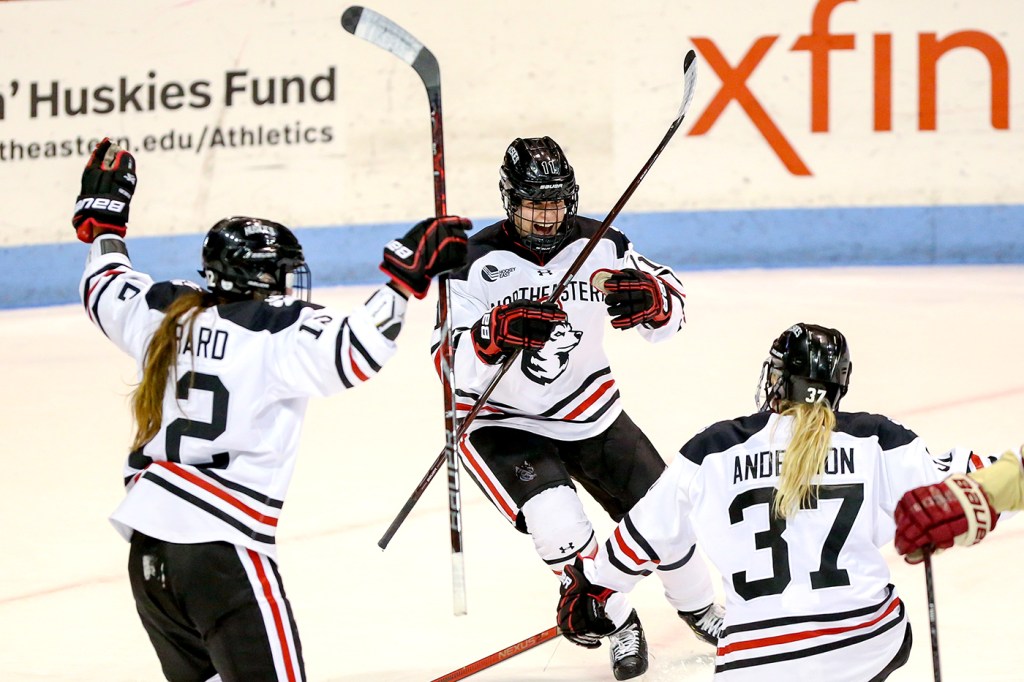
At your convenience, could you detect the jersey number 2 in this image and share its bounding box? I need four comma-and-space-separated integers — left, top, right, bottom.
728, 483, 864, 600
166, 371, 230, 468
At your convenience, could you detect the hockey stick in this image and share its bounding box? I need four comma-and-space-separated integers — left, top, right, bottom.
377, 50, 699, 549
923, 551, 942, 681
342, 5, 467, 616
429, 626, 561, 682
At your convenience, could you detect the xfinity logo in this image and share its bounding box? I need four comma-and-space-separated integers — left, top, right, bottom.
481, 264, 516, 282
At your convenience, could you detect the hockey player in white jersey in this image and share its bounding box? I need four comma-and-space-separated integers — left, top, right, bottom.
558, 323, 948, 681
436, 136, 720, 680
75, 138, 469, 682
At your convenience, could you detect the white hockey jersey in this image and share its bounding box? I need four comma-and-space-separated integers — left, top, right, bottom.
435, 217, 686, 441
81, 236, 398, 559
588, 410, 944, 680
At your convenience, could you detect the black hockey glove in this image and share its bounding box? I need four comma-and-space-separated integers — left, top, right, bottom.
380, 216, 471, 299
594, 268, 673, 330
557, 558, 617, 649
73, 137, 137, 243
471, 299, 567, 364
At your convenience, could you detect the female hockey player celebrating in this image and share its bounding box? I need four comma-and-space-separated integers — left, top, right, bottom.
558, 323, 947, 681
76, 138, 468, 681
437, 136, 720, 680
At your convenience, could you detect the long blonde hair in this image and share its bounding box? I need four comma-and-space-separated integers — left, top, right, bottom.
772, 399, 836, 519
130, 290, 216, 451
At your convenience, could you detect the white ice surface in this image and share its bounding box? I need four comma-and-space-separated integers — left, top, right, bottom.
1, 265, 1022, 681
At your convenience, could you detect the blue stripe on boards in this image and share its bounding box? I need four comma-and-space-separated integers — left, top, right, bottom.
4, 204, 1023, 309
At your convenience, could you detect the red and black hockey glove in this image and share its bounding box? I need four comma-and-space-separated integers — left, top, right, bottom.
594, 268, 673, 330
557, 558, 616, 649
894, 474, 999, 564
471, 299, 567, 364
73, 137, 137, 243
380, 215, 471, 299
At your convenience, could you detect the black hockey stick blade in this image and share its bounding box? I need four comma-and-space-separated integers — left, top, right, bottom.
342, 6, 440, 90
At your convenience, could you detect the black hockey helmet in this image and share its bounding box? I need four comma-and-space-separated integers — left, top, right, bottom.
499, 136, 579, 254
200, 216, 311, 302
756, 323, 852, 411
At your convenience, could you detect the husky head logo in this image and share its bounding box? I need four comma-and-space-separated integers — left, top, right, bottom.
521, 321, 583, 385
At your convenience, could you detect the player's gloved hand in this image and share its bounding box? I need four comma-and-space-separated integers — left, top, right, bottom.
894, 473, 999, 564
471, 299, 567, 364
557, 558, 616, 649
73, 137, 137, 243
593, 268, 673, 329
381, 216, 471, 299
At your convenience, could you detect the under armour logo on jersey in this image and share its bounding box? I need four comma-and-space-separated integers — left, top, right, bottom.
515, 461, 536, 482
537, 269, 553, 276
559, 541, 576, 554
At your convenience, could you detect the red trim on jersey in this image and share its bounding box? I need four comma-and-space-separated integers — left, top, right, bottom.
612, 526, 658, 567
156, 462, 279, 526
564, 379, 616, 420
717, 597, 902, 656
459, 437, 517, 522
246, 549, 298, 682
455, 402, 500, 414
86, 269, 124, 320
970, 453, 984, 470
348, 348, 369, 382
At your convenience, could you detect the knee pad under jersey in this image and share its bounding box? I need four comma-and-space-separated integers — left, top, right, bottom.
521, 486, 597, 574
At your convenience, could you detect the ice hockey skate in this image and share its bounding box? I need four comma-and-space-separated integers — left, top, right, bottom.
607, 609, 648, 680
678, 603, 725, 645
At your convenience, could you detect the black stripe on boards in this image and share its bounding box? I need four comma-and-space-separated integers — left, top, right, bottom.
198, 468, 284, 509
622, 513, 660, 563
714, 599, 905, 674
542, 530, 596, 567
604, 537, 653, 577
657, 543, 697, 572
680, 412, 773, 466
722, 585, 896, 637
334, 319, 354, 388
142, 472, 276, 544
541, 367, 612, 417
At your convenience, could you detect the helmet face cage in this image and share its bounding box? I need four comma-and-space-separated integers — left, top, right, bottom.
755, 323, 852, 411
499, 136, 579, 254
201, 217, 311, 302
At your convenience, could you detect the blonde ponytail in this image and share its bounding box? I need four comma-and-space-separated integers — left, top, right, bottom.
773, 400, 836, 519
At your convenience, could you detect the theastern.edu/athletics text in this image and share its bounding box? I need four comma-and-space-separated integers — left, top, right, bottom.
0, 123, 334, 162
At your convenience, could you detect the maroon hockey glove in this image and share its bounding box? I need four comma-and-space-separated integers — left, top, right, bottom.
471, 299, 567, 364
380, 215, 471, 299
894, 474, 999, 564
73, 137, 137, 243
596, 268, 673, 329
557, 559, 616, 649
